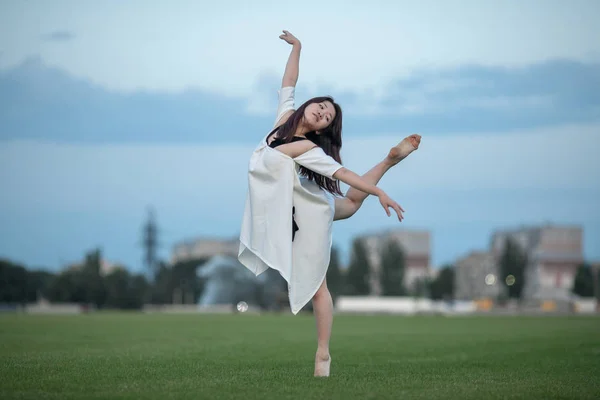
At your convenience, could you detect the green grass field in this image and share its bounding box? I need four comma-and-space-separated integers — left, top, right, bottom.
1, 312, 599, 399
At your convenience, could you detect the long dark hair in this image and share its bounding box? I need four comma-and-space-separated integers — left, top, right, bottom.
273, 96, 343, 196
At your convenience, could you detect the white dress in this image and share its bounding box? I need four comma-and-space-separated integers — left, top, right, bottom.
238, 86, 343, 314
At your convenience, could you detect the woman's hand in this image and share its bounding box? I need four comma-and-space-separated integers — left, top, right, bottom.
377, 190, 405, 222
279, 30, 301, 47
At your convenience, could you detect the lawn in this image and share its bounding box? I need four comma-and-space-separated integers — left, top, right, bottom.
1, 312, 599, 399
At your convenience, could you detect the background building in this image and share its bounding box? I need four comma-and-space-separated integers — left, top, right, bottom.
171, 236, 239, 263
491, 224, 584, 301
455, 251, 500, 300
357, 229, 431, 295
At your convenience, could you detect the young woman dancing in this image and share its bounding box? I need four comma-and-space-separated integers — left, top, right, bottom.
238, 30, 421, 377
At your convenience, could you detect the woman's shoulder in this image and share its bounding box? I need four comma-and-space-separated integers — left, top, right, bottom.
293, 145, 344, 179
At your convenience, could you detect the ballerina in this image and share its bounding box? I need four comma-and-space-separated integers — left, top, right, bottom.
238, 30, 421, 377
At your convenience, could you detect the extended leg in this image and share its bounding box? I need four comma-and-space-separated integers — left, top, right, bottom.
312, 278, 333, 377
334, 134, 421, 221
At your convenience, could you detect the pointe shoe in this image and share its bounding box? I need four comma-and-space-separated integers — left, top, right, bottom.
314, 354, 331, 377
387, 134, 421, 165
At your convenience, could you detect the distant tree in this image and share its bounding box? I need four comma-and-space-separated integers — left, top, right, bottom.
149, 261, 172, 304
130, 274, 150, 306
572, 263, 595, 297
429, 265, 455, 300
150, 258, 208, 304
596, 266, 600, 302
172, 258, 207, 303
44, 248, 107, 307
499, 238, 528, 299
345, 239, 371, 295
25, 270, 56, 302
380, 239, 405, 296
0, 259, 28, 304
0, 260, 56, 304
82, 248, 107, 308
104, 267, 149, 309
412, 277, 431, 298
326, 246, 344, 303
46, 269, 82, 303
104, 268, 129, 308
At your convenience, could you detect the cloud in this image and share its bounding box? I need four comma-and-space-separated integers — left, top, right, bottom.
41, 31, 75, 42
2, 1, 599, 94
1, 57, 599, 146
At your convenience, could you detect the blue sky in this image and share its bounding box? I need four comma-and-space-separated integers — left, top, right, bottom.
1, 0, 599, 272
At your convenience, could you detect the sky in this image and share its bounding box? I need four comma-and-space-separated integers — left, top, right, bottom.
1, 0, 599, 273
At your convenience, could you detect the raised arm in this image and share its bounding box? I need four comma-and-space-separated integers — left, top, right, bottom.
279, 30, 301, 88
273, 31, 302, 128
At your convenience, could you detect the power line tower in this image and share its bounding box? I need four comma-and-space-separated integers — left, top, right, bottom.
142, 206, 159, 280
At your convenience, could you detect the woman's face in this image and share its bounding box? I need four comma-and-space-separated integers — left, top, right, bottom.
304, 100, 336, 133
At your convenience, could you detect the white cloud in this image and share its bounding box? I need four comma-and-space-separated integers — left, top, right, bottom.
1, 1, 599, 95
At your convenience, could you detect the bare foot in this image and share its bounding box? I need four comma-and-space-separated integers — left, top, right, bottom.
314, 352, 331, 377
386, 134, 421, 165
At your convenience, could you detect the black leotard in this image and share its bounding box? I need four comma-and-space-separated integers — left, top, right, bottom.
268, 135, 308, 241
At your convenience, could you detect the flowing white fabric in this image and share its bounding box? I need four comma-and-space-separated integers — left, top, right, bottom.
238, 87, 343, 314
